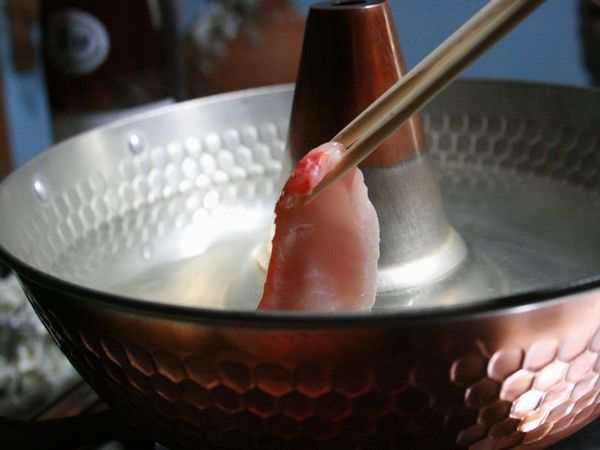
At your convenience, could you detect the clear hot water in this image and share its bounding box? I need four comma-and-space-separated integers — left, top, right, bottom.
51, 166, 600, 311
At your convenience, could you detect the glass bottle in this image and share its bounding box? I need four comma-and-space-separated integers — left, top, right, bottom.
41, 0, 183, 140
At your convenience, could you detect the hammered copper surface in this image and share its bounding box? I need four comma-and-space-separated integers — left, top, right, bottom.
288, 0, 426, 167
1, 81, 599, 449
24, 283, 600, 450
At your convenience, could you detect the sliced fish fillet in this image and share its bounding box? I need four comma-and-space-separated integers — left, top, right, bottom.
258, 142, 380, 311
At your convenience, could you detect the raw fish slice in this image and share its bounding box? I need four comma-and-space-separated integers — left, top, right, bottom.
258, 142, 380, 311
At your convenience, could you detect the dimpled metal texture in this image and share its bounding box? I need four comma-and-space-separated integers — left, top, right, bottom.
25, 287, 600, 450
424, 111, 600, 192
424, 81, 600, 193
5, 122, 285, 287
3, 81, 600, 449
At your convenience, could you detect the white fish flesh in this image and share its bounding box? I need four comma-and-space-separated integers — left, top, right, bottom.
257, 142, 380, 311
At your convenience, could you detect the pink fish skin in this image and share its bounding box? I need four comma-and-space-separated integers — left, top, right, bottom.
258, 142, 380, 312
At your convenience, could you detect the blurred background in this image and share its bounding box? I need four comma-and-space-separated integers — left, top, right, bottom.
0, 0, 599, 180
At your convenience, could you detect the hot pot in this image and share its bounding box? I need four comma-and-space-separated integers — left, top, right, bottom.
0, 80, 599, 449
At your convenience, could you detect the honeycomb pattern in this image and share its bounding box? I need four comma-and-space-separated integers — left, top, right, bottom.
450, 335, 600, 448
9, 107, 600, 285
422, 112, 600, 193
11, 121, 287, 285
22, 281, 600, 449
6, 84, 600, 449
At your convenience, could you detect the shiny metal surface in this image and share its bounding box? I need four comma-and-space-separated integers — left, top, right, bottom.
0, 81, 599, 448
287, 0, 468, 295
315, 0, 545, 196
292, 0, 544, 300
1, 82, 598, 309
0, 86, 291, 309
363, 159, 468, 298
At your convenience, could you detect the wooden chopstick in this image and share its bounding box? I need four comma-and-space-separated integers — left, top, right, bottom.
304, 0, 545, 203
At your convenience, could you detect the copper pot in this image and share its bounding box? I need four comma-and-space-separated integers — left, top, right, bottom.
0, 80, 599, 449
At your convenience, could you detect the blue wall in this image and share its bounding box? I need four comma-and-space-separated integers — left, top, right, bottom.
293, 0, 588, 86
1, 0, 592, 167
0, 11, 52, 167
397, 0, 587, 86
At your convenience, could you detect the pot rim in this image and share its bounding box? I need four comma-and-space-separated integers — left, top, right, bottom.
2, 246, 600, 328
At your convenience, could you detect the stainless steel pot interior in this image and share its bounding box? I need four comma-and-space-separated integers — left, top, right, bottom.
0, 80, 599, 449
0, 81, 600, 314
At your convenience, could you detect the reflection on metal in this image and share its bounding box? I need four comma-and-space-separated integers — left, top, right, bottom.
0, 81, 600, 448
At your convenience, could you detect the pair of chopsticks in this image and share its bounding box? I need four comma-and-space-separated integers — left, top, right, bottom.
305, 0, 545, 202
